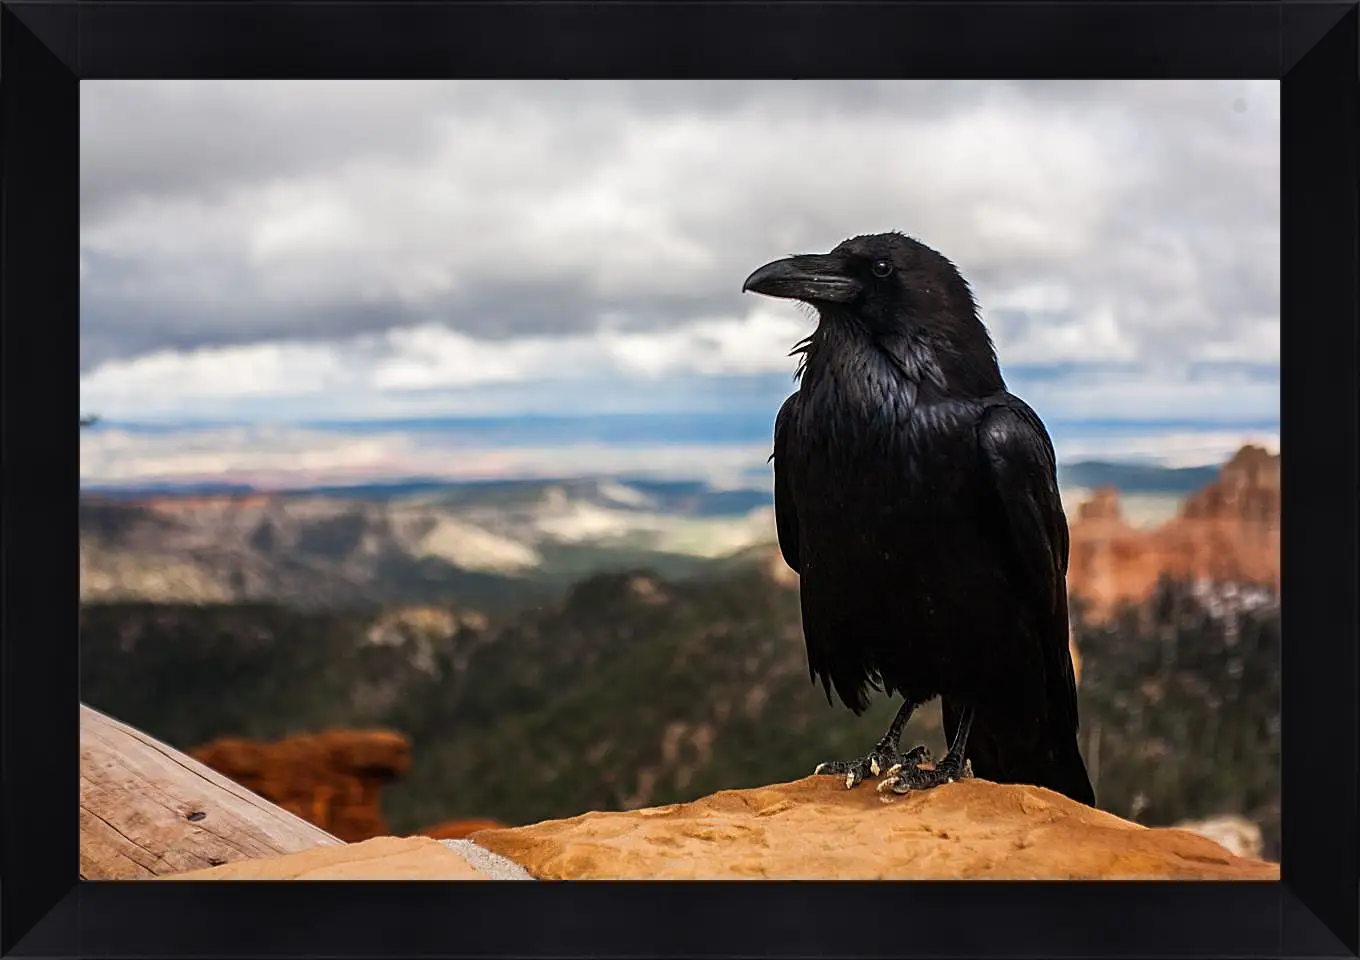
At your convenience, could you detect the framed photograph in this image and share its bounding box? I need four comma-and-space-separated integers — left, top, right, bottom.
3, 3, 1355, 957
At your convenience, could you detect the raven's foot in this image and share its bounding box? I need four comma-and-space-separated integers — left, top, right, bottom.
815, 744, 933, 789
875, 755, 974, 795
875, 704, 977, 795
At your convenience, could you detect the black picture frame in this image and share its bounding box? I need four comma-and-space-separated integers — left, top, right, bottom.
3, 2, 1355, 957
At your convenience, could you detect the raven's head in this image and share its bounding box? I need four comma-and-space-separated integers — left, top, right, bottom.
742, 232, 980, 337
743, 232, 1001, 394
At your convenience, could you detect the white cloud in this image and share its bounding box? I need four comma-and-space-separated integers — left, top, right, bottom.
1054, 431, 1280, 469
80, 306, 818, 420
1196, 317, 1280, 363
80, 316, 1278, 428
992, 303, 1141, 365
1015, 367, 1279, 423
80, 341, 353, 408
80, 424, 773, 490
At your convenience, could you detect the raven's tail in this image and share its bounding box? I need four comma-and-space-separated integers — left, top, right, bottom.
1043, 733, 1095, 808
942, 698, 1095, 808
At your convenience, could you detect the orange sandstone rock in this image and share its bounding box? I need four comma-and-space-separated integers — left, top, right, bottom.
470, 775, 1279, 881
164, 836, 490, 880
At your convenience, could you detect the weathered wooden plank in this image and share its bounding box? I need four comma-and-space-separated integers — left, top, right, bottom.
79, 703, 343, 879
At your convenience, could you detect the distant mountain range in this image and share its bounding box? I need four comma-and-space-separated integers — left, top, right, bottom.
82, 475, 774, 508
79, 462, 1208, 612
77, 447, 1281, 853
1057, 461, 1220, 495
82, 459, 1217, 502
79, 477, 779, 611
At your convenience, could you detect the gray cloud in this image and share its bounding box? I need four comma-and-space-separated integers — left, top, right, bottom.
80, 81, 981, 218
80, 80, 1278, 373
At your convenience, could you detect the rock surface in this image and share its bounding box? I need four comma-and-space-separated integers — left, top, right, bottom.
1066, 445, 1280, 619
191, 729, 410, 841
164, 836, 492, 880
438, 839, 536, 880
1171, 814, 1265, 860
470, 775, 1280, 880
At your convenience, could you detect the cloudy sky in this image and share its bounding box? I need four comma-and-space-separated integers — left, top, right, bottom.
79, 80, 1279, 490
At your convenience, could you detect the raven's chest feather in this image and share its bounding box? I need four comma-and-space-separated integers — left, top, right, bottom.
786, 355, 981, 515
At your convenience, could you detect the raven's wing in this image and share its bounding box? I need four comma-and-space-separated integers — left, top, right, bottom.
976, 397, 1078, 731
771, 393, 801, 575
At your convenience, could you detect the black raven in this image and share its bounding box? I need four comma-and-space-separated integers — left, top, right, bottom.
743, 232, 1095, 806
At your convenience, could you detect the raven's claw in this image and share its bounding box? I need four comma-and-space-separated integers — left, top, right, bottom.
877, 756, 973, 795
814, 744, 933, 789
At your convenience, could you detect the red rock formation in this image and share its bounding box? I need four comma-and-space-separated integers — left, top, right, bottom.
1067, 445, 1280, 619
1066, 487, 1168, 618
191, 729, 411, 841
415, 818, 507, 840
1181, 444, 1280, 525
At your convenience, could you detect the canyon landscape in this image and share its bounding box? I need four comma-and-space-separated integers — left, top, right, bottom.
80, 444, 1282, 872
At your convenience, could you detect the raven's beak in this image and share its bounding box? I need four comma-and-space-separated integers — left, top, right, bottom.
741, 254, 860, 304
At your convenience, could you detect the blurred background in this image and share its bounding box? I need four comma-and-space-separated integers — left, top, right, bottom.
79, 80, 1280, 860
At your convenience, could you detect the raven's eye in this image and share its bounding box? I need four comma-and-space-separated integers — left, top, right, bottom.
871, 259, 894, 278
